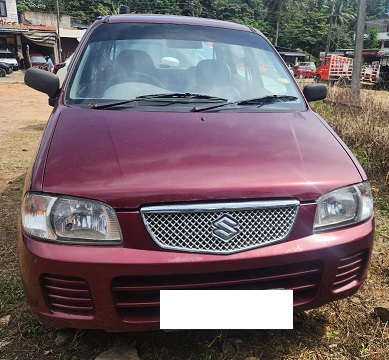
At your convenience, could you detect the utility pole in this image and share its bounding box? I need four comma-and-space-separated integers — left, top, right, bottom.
56, 0, 62, 62
351, 0, 366, 100
325, 1, 335, 54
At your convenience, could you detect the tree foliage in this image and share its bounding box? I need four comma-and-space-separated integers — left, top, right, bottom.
16, 0, 385, 57
364, 26, 380, 49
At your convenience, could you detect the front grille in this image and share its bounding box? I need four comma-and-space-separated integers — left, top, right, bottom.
112, 260, 323, 322
333, 250, 369, 291
141, 200, 299, 254
41, 274, 95, 316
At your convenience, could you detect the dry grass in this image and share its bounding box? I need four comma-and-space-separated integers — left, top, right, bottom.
0, 84, 388, 359
313, 86, 389, 194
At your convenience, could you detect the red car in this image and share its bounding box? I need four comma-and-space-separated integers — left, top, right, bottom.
29, 52, 49, 70
21, 14, 374, 332
293, 65, 316, 79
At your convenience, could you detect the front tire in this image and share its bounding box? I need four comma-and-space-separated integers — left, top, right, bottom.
314, 74, 321, 83
0, 68, 6, 77
336, 77, 351, 87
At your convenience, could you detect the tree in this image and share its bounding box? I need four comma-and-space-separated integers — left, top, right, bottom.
364, 26, 379, 49
281, 10, 328, 54
15, 0, 387, 58
182, 0, 201, 16
263, 0, 296, 46
324, 0, 355, 53
366, 0, 387, 18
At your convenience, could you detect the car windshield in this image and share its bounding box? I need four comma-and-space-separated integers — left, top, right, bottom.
0, 52, 15, 59
31, 56, 46, 64
66, 22, 305, 111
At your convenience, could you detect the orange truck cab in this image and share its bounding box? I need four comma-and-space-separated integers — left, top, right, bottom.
315, 55, 353, 82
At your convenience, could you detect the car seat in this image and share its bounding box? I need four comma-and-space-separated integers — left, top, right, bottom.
193, 59, 240, 100
112, 49, 162, 87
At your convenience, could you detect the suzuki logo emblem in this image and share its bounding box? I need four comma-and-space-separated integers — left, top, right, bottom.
212, 215, 240, 242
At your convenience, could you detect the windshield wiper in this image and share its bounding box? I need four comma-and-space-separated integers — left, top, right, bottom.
90, 99, 136, 109
191, 95, 298, 112
136, 92, 228, 102
90, 93, 228, 110
237, 95, 298, 105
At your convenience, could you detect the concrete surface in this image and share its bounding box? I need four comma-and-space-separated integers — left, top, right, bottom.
0, 69, 26, 84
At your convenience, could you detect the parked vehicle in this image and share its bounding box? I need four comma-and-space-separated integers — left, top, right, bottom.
0, 61, 13, 77
298, 61, 316, 71
315, 55, 353, 84
0, 49, 18, 71
286, 63, 294, 75
293, 64, 315, 79
30, 52, 49, 70
315, 54, 389, 88
22, 14, 373, 332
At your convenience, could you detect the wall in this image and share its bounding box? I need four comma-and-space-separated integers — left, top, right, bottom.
22, 11, 71, 29
0, 0, 18, 25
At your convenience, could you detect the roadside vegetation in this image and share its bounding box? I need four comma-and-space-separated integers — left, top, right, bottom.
0, 84, 388, 359
16, 0, 385, 56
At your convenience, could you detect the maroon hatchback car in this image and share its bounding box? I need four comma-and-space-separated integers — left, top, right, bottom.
21, 14, 374, 332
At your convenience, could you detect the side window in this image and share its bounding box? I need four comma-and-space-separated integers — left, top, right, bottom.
0, 1, 7, 17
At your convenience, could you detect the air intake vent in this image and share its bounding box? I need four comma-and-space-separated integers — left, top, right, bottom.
42, 274, 95, 316
333, 250, 368, 291
112, 260, 323, 322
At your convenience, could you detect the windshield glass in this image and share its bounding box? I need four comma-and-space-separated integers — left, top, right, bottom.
31, 56, 46, 64
0, 52, 15, 59
66, 22, 305, 111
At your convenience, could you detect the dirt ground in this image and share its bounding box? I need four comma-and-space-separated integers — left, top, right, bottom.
0, 79, 52, 187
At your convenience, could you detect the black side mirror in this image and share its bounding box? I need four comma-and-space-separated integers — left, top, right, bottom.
303, 83, 327, 102
24, 68, 60, 106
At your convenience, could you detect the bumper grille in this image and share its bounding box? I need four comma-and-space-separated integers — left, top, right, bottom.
333, 250, 369, 291
141, 200, 299, 254
112, 260, 323, 322
41, 274, 95, 316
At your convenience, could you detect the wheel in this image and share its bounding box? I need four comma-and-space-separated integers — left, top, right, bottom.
0, 68, 6, 77
336, 77, 350, 87
314, 74, 321, 83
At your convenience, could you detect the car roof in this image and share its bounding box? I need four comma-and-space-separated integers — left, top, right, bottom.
95, 14, 256, 33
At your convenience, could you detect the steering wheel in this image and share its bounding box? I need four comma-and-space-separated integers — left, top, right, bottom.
108, 71, 163, 88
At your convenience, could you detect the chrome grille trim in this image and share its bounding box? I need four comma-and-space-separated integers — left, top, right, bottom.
141, 200, 299, 254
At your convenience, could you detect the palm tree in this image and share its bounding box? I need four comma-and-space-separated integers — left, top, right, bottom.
263, 0, 295, 46
324, 0, 355, 53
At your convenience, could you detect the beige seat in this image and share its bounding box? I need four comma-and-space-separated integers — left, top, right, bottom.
112, 49, 162, 87
115, 49, 156, 74
193, 59, 240, 100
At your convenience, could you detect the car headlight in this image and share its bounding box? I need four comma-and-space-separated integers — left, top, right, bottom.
21, 193, 122, 245
314, 182, 373, 232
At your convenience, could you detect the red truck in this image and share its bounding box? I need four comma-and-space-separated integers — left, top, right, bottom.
315, 54, 353, 84
315, 54, 387, 88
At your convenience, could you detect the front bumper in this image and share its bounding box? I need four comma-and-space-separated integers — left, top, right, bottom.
18, 217, 374, 332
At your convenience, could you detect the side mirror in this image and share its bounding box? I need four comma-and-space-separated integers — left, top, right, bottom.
303, 83, 327, 102
24, 68, 60, 106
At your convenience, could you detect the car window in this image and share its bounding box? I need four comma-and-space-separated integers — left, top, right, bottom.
66, 22, 304, 111
0, 52, 15, 59
30, 56, 46, 63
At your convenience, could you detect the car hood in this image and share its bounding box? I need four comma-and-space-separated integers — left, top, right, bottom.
42, 108, 363, 208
